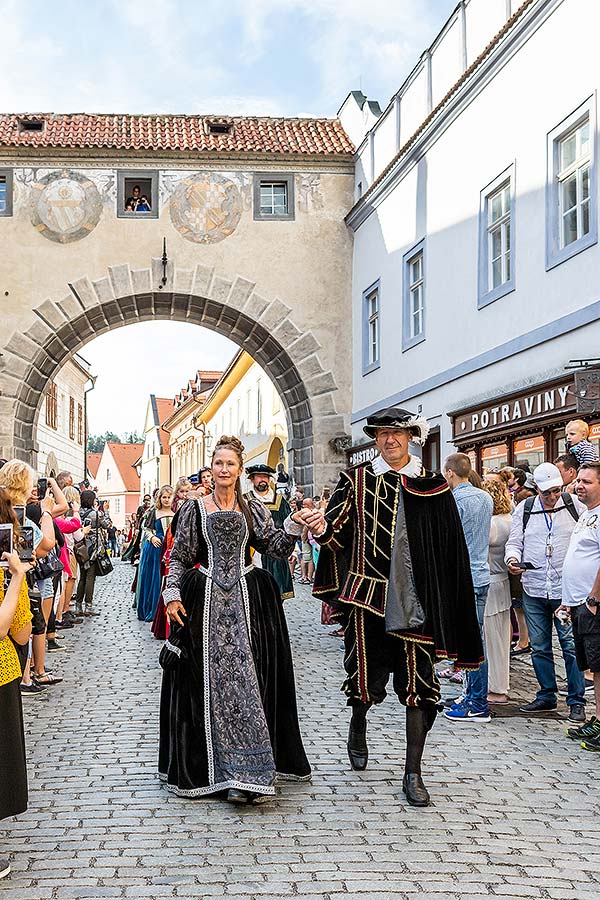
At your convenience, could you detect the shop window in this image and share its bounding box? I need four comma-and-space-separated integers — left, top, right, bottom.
362, 279, 381, 375
481, 443, 508, 474
478, 164, 515, 308
513, 436, 545, 471
0, 169, 13, 217
253, 174, 294, 221
117, 171, 159, 218
546, 96, 597, 270
45, 381, 58, 430
402, 239, 426, 351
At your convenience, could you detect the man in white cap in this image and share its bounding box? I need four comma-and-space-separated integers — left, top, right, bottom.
504, 462, 587, 721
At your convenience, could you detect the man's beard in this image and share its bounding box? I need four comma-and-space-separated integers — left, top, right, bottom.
254, 481, 270, 492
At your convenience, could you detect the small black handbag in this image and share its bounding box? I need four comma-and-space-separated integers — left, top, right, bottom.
33, 548, 64, 581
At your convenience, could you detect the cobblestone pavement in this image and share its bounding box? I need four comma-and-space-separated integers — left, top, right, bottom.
1, 561, 599, 900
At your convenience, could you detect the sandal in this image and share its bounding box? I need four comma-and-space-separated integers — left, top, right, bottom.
438, 667, 455, 679
33, 671, 63, 685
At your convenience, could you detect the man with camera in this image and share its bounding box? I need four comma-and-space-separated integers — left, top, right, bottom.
504, 462, 586, 721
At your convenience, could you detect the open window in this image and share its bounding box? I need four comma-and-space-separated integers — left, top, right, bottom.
117, 170, 159, 219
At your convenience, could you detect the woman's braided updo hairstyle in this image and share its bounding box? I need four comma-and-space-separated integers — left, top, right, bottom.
211, 435, 253, 532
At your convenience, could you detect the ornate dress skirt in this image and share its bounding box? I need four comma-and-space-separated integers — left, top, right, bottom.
158, 508, 311, 797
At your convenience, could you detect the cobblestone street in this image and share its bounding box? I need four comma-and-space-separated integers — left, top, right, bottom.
1, 561, 599, 900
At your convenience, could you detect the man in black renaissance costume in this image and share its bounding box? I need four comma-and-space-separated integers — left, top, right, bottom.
306, 407, 483, 807
245, 464, 295, 600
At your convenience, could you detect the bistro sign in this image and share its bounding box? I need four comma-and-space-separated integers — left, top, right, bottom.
451, 378, 576, 442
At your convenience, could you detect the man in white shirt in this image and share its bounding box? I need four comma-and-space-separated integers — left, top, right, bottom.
558, 461, 600, 749
504, 462, 586, 721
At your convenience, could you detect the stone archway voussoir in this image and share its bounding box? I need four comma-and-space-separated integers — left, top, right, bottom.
258, 298, 292, 333
34, 299, 70, 331
227, 276, 256, 311
296, 353, 325, 382
244, 293, 269, 322
69, 276, 98, 311
131, 268, 152, 297
108, 264, 135, 300
272, 317, 303, 348
192, 265, 215, 300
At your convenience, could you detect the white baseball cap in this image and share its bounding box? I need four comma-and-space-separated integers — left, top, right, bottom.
533, 462, 563, 491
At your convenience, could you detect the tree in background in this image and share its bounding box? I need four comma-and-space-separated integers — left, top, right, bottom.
87, 431, 121, 453
87, 430, 144, 452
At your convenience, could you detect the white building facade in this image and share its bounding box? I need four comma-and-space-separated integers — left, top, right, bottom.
36, 354, 93, 481
196, 351, 289, 489
343, 0, 600, 472
139, 396, 174, 499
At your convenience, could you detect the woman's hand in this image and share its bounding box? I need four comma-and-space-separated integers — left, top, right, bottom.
41, 493, 56, 515
3, 551, 32, 577
151, 536, 162, 548
166, 600, 187, 626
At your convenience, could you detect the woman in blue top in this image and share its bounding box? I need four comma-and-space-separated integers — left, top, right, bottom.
137, 486, 173, 622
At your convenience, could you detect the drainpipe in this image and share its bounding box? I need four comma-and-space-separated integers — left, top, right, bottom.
83, 374, 97, 485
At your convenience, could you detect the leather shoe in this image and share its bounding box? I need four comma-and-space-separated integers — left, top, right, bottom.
402, 773, 431, 807
519, 698, 557, 713
227, 789, 248, 805
347, 721, 368, 771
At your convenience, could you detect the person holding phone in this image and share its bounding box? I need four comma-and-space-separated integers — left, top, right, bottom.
0, 461, 60, 694
0, 486, 34, 880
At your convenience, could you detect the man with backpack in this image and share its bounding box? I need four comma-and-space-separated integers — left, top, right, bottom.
505, 462, 586, 722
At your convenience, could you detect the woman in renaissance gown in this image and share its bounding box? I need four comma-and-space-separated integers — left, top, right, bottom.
158, 436, 311, 805
136, 486, 173, 622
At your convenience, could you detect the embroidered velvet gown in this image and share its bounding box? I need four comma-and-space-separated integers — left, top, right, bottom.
137, 516, 171, 622
158, 497, 311, 798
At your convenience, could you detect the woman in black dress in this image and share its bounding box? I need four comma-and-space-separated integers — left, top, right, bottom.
159, 436, 311, 804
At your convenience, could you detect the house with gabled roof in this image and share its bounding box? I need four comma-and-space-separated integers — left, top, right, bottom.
138, 395, 175, 500
94, 442, 143, 529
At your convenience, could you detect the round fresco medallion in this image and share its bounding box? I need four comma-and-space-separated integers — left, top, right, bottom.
30, 170, 103, 243
170, 173, 242, 244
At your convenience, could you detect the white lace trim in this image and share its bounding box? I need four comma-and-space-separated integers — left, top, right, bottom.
283, 514, 304, 536
157, 770, 310, 795
164, 639, 181, 657
198, 499, 215, 787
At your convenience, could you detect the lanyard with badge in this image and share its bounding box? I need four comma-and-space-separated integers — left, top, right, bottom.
542, 506, 553, 557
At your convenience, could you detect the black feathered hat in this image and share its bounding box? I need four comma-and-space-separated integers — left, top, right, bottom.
363, 406, 430, 444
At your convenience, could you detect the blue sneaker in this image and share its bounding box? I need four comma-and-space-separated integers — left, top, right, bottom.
444, 701, 491, 723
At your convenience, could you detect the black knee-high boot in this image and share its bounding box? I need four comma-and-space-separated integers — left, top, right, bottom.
347, 701, 371, 771
402, 706, 437, 807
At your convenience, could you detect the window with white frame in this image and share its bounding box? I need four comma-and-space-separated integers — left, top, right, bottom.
547, 97, 597, 270
115, 498, 121, 513
558, 120, 591, 248
408, 253, 424, 339
402, 240, 426, 351
488, 182, 511, 290
362, 281, 380, 374
0, 169, 13, 216
253, 173, 294, 221
478, 165, 515, 307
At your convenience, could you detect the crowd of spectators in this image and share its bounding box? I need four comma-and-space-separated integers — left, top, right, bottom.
0, 459, 113, 879
439, 419, 600, 752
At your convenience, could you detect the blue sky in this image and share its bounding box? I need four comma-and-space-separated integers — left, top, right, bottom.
1, 0, 458, 117
2, 0, 459, 435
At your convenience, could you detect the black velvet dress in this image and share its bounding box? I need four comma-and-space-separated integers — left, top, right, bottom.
158, 497, 311, 798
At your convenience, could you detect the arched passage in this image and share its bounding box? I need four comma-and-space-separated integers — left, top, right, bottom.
0, 260, 348, 492
267, 436, 284, 470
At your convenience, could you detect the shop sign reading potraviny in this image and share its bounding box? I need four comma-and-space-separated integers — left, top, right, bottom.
451, 378, 575, 442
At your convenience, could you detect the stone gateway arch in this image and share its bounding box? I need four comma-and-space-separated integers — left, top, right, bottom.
0, 260, 350, 491
0, 112, 355, 492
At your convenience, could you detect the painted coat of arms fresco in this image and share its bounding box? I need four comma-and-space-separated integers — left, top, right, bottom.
30, 170, 103, 243
169, 173, 243, 244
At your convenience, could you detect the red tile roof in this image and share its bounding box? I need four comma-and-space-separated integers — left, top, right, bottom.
86, 453, 102, 479
0, 113, 354, 155
105, 443, 144, 492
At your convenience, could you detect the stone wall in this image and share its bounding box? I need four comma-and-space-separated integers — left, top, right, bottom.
0, 155, 354, 491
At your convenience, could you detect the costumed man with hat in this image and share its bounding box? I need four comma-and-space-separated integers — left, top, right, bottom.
245, 464, 295, 600
303, 407, 483, 807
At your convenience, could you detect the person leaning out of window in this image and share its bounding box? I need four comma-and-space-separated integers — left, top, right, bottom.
0, 488, 34, 881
